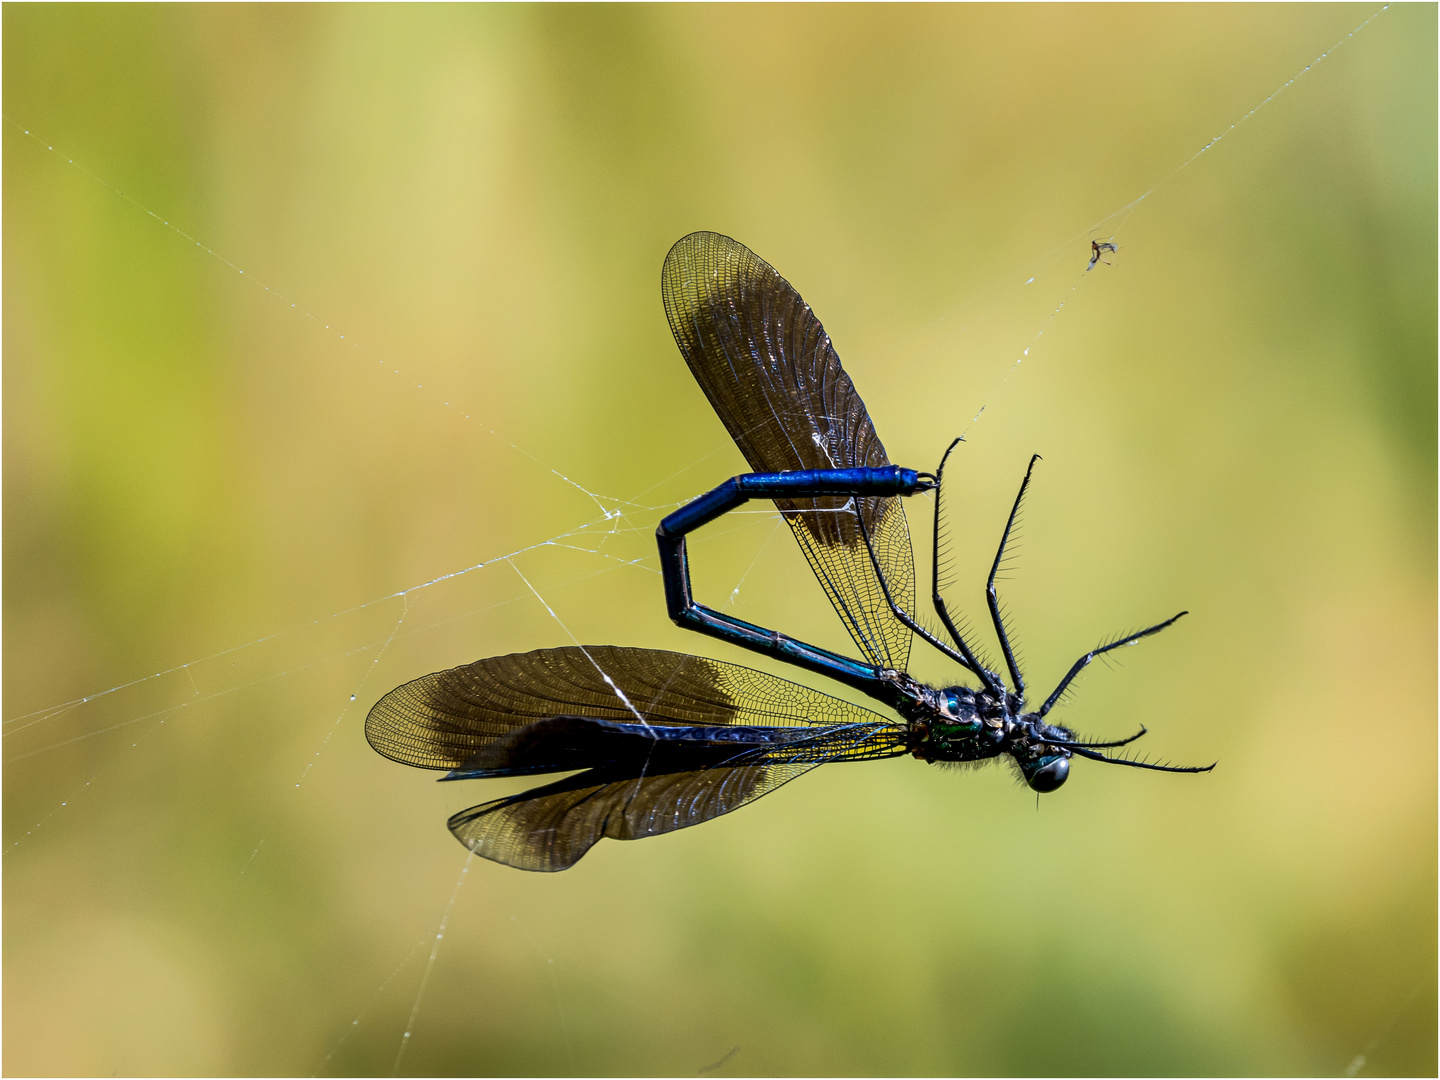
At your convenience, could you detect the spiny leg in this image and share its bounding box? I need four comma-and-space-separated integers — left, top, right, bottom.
853, 494, 986, 680
1069, 746, 1215, 775
987, 455, 1041, 704
1040, 727, 1148, 750
928, 438, 1004, 695
1037, 611, 1188, 719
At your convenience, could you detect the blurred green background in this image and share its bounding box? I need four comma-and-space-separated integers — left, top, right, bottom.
4, 5, 1434, 1076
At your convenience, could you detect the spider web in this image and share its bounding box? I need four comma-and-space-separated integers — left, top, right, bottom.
3, 7, 1414, 1076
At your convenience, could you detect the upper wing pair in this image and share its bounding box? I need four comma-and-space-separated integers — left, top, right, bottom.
662, 231, 918, 672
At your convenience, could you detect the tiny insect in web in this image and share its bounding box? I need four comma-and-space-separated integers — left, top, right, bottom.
1088, 239, 1119, 270
366, 231, 1213, 871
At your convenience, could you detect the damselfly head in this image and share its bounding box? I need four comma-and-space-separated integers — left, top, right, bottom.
1019, 752, 1070, 793
1010, 718, 1077, 793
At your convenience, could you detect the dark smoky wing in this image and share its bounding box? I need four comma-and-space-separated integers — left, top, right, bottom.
661, 231, 916, 671
450, 718, 908, 870
365, 645, 894, 773
447, 761, 819, 872
660, 231, 882, 480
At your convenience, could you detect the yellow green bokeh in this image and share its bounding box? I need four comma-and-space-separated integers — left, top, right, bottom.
5, 5, 1434, 1076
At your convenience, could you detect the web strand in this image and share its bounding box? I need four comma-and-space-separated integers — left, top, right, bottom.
391, 852, 473, 1077
1, 113, 661, 523
955, 3, 1389, 441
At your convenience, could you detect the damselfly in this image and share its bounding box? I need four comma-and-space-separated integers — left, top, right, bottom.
366, 232, 1211, 871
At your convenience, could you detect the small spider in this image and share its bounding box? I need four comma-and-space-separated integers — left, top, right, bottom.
1087, 239, 1118, 271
